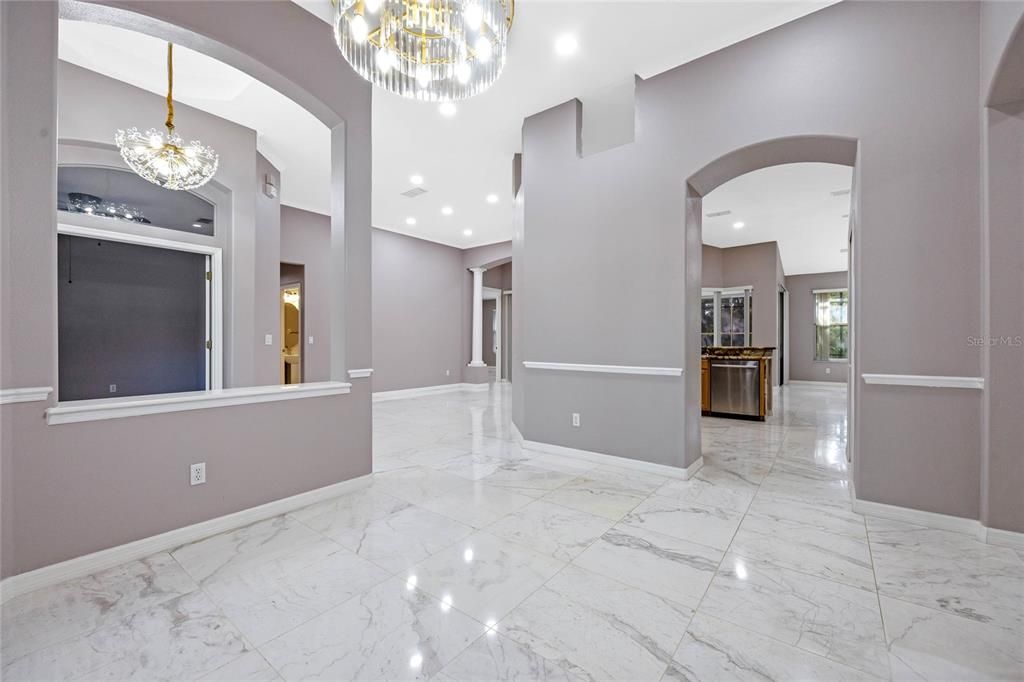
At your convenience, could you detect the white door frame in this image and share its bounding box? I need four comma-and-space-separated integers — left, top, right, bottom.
57, 222, 224, 390
483, 286, 501, 373
500, 290, 512, 381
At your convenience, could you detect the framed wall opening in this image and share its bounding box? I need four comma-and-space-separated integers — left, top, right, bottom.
57, 223, 223, 401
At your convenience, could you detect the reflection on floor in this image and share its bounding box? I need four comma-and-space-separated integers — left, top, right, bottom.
2, 384, 1022, 680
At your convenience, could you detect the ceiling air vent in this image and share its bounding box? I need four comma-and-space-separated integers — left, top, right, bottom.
705, 209, 732, 218
831, 188, 851, 197
401, 187, 428, 198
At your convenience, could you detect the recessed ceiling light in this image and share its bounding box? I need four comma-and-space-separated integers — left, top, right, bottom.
554, 34, 578, 56
486, 193, 499, 204
406, 217, 417, 225
439, 102, 457, 117
409, 174, 424, 185
192, 223, 202, 228
732, 221, 745, 229
441, 206, 453, 216
463, 228, 473, 236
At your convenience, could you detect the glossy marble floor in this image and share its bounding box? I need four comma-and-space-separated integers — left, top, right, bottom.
3, 383, 1022, 681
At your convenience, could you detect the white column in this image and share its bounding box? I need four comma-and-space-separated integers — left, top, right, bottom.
469, 267, 486, 367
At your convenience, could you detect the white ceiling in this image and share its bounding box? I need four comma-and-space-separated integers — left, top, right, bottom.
58, 2, 840, 258
702, 162, 852, 275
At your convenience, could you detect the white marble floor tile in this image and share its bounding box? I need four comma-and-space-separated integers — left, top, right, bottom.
666, 614, 879, 681
621, 496, 743, 551
442, 457, 577, 498
653, 470, 757, 514
407, 531, 565, 624
3, 591, 248, 682
728, 519, 876, 591
200, 537, 391, 645
199, 651, 282, 681
259, 577, 485, 681
573, 524, 722, 608
745, 490, 868, 540
0, 552, 196, 662
541, 476, 650, 521
484, 499, 615, 561
868, 522, 1024, 632
880, 595, 1024, 681
302, 497, 475, 573
170, 515, 322, 585
415, 481, 538, 529
498, 565, 693, 681
699, 554, 889, 678
437, 631, 582, 681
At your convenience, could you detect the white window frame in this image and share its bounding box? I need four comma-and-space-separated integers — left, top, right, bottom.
57, 222, 224, 391
701, 285, 753, 347
813, 287, 849, 363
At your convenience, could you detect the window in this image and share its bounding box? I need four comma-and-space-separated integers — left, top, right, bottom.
814, 289, 848, 361
701, 287, 753, 347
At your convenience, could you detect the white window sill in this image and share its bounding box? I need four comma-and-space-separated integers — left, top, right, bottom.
45, 382, 352, 425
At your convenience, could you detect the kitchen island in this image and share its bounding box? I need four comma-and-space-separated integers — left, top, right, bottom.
701, 347, 775, 420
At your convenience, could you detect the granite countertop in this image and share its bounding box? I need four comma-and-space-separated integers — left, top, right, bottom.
702, 346, 776, 359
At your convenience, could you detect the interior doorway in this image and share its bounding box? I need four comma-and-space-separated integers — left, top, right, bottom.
778, 286, 787, 386
280, 283, 302, 384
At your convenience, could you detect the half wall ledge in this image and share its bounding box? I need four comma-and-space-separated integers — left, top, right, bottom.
45, 382, 352, 425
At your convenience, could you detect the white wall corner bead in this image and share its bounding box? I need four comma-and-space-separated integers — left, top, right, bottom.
522, 361, 683, 377
0, 386, 54, 405
861, 373, 984, 389
347, 368, 374, 379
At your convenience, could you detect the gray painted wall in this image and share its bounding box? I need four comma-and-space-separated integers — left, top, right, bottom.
254, 153, 282, 385
280, 207, 331, 382
0, 0, 373, 577
981, 1, 1024, 534
517, 2, 986, 522
372, 228, 466, 392
784, 271, 849, 383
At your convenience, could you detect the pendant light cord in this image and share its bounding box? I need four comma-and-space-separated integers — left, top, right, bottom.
165, 42, 175, 133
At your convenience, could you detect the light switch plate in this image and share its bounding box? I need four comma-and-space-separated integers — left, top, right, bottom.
308, 336, 314, 344
264, 334, 273, 346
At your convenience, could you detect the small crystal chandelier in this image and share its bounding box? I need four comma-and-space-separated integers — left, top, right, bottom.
66, 193, 150, 224
115, 43, 218, 191
333, 0, 514, 102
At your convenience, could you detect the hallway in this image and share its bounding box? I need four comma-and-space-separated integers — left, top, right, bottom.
2, 385, 1021, 680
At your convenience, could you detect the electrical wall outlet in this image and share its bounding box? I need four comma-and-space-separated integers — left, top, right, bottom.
446, 369, 451, 376
190, 462, 206, 486
109, 384, 117, 393
571, 413, 581, 428
825, 367, 832, 375
264, 334, 273, 346
308, 336, 314, 344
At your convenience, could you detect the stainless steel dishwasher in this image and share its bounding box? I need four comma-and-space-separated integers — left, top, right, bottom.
710, 359, 761, 417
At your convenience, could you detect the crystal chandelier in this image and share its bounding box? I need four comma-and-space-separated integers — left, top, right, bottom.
115, 43, 219, 191
333, 0, 514, 102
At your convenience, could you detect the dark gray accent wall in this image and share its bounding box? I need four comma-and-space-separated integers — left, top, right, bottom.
784, 271, 849, 383
372, 228, 465, 392
58, 235, 207, 401
517, 2, 985, 521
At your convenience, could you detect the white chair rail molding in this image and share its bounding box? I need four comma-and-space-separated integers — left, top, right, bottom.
860, 373, 985, 389
522, 361, 684, 376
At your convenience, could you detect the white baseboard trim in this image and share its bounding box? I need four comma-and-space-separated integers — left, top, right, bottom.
786, 380, 847, 387
0, 474, 371, 604
521, 438, 702, 480
372, 382, 489, 402
0, 386, 53, 405
985, 527, 1024, 551
511, 421, 524, 445
852, 495, 1024, 550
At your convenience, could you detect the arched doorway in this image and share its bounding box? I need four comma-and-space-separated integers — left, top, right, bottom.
683, 136, 859, 471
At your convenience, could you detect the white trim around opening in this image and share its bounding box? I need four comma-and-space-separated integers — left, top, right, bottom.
58, 223, 224, 391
